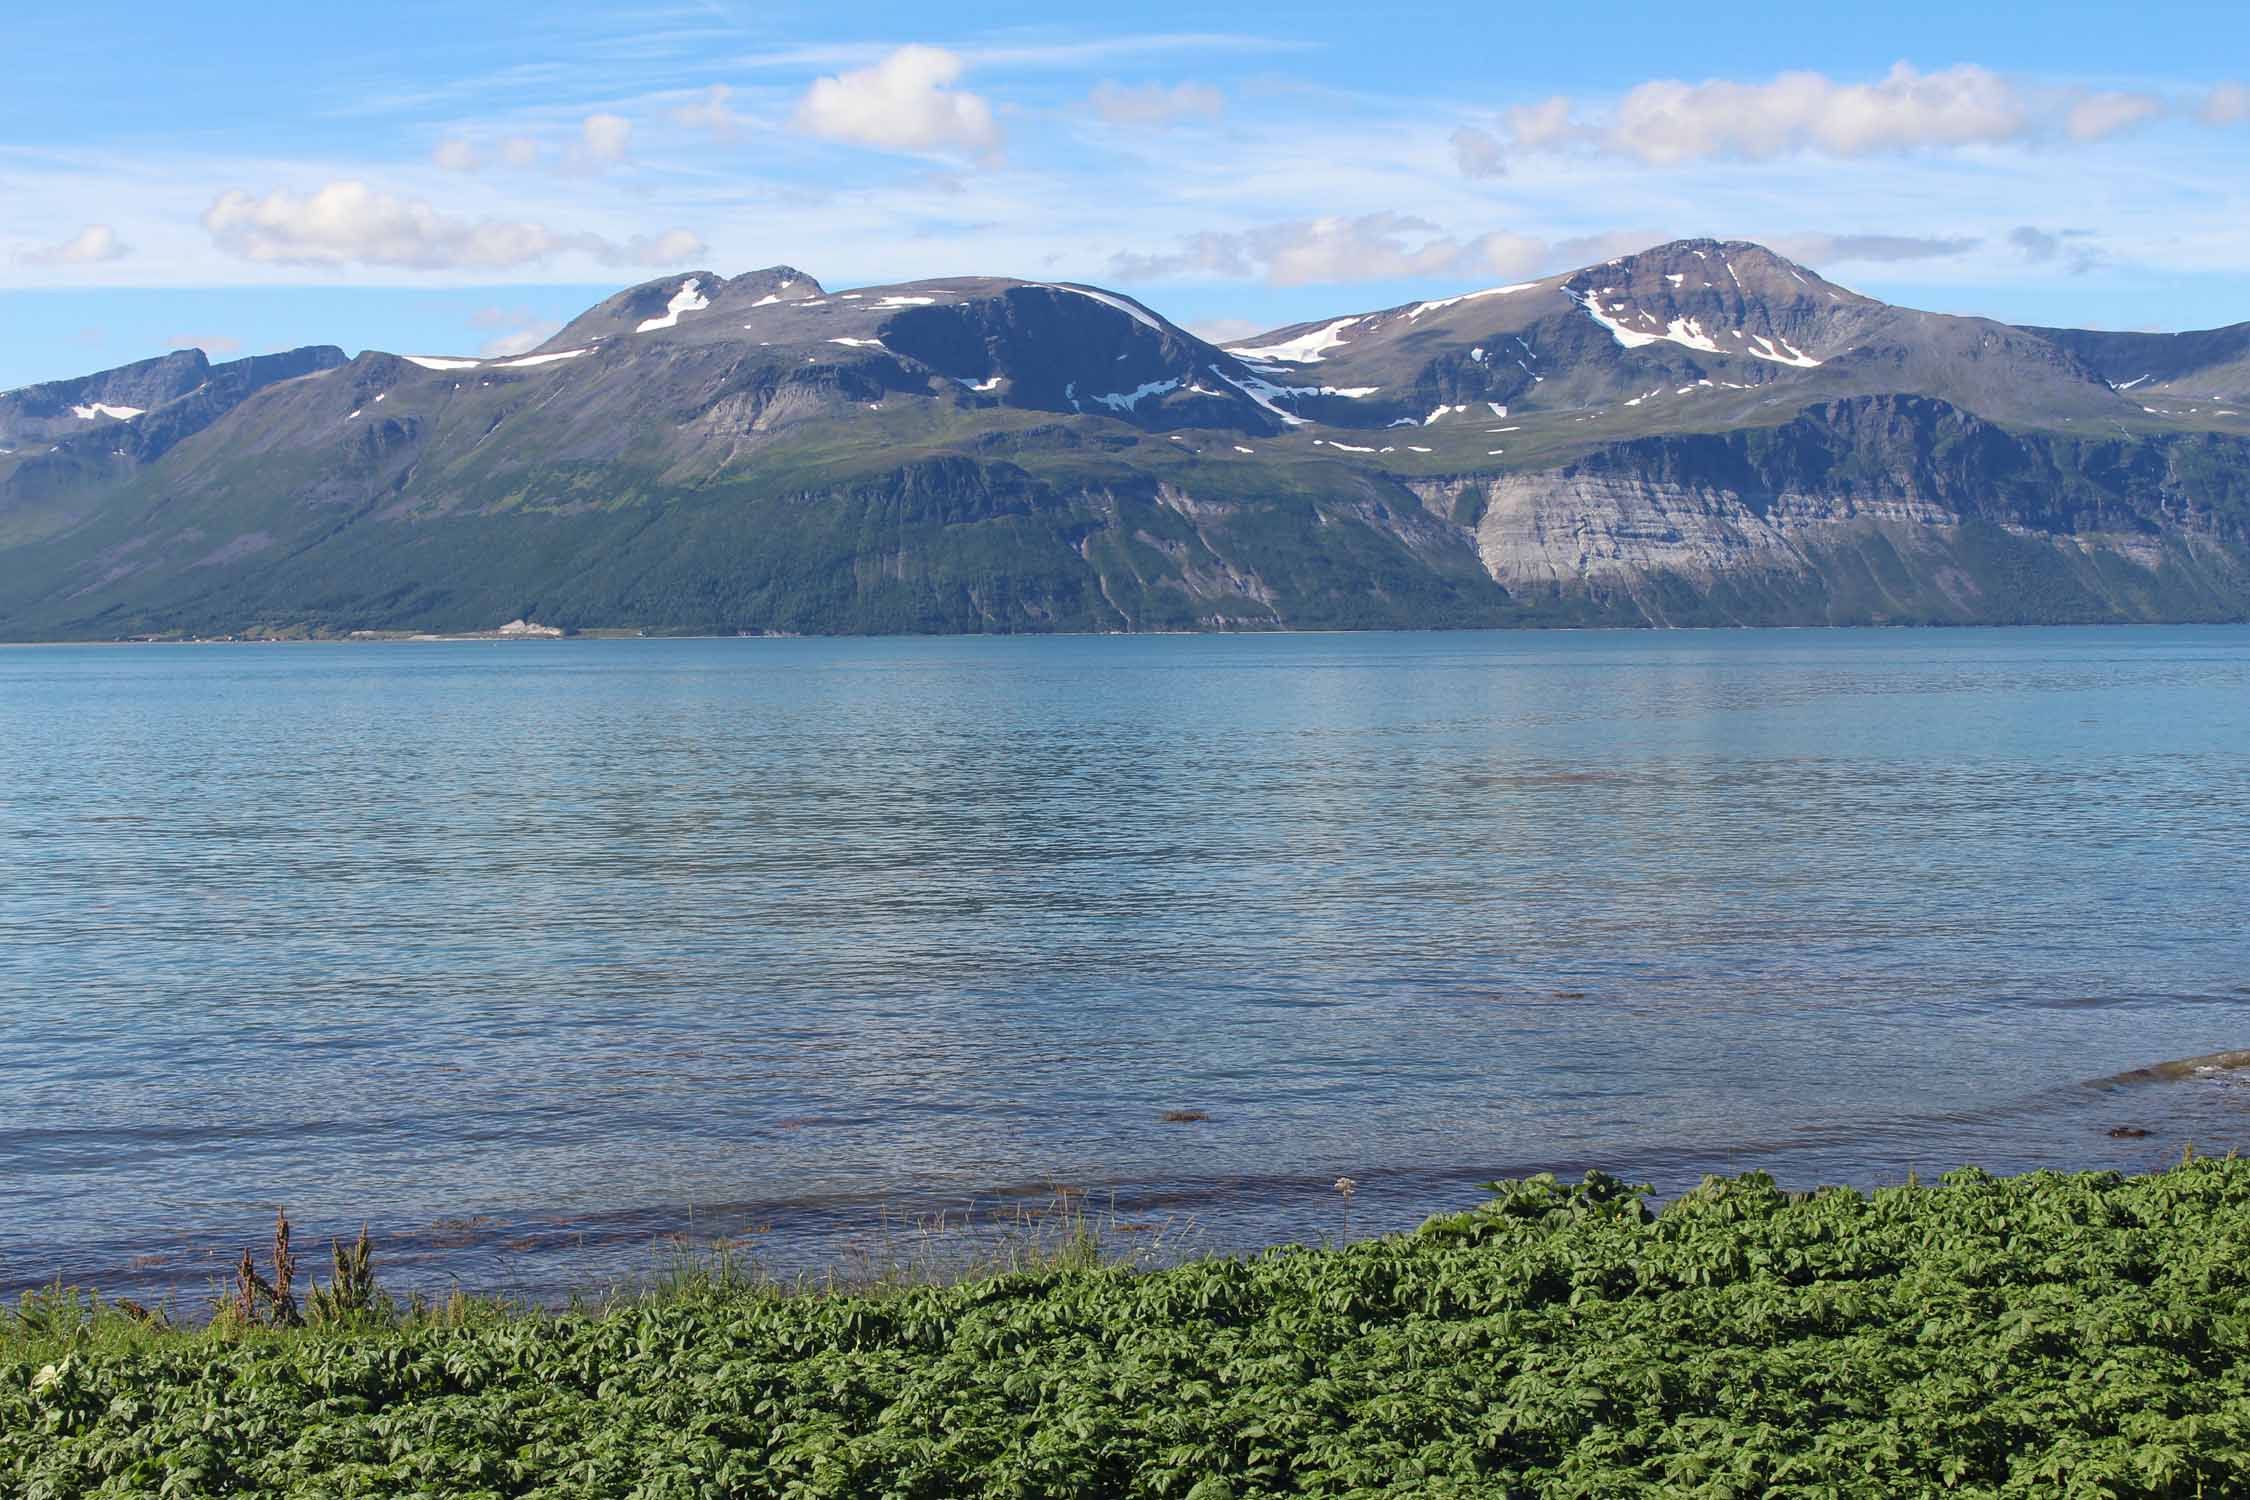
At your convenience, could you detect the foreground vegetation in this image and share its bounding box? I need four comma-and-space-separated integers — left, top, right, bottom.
11, 1161, 2250, 1497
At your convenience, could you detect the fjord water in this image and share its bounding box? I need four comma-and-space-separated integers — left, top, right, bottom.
4, 627, 2248, 1304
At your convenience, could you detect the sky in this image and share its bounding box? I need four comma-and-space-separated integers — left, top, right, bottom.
5, 0, 2249, 389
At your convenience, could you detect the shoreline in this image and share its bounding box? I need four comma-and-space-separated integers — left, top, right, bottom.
14, 1038, 2241, 1316
5, 616, 2250, 648
5, 1147, 2232, 1345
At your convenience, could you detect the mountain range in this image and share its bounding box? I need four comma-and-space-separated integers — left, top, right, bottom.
4, 238, 2249, 639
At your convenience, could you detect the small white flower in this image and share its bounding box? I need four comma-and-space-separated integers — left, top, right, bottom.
1333, 1177, 1358, 1198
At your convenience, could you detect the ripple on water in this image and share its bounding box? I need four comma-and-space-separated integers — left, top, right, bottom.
2, 626, 2248, 1303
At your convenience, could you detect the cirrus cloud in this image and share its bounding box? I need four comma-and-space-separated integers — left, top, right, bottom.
1087, 80, 1224, 127
1768, 232, 1982, 265
1113, 213, 1549, 287
794, 45, 1000, 156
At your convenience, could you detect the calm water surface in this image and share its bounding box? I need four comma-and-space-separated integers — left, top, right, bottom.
4, 627, 2248, 1303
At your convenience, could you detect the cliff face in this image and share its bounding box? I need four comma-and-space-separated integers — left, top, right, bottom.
1402, 398, 2250, 625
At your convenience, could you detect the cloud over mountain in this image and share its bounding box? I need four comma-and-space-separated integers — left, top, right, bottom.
201, 181, 701, 270
1768, 232, 1982, 265
1112, 213, 1550, 286
1485, 64, 2191, 166
794, 46, 1000, 155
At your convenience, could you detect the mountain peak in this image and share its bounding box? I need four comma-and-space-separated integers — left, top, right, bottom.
538, 266, 827, 351
1567, 239, 1860, 304
726, 265, 822, 299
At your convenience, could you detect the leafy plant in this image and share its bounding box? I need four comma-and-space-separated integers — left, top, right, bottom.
10, 1162, 2250, 1496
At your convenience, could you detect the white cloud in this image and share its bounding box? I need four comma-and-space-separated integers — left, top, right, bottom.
500, 136, 540, 168
1087, 80, 1223, 127
2065, 91, 2164, 142
205, 182, 565, 268
1501, 65, 2214, 164
1598, 64, 2027, 164
200, 180, 701, 271
18, 223, 128, 266
1449, 126, 1505, 179
672, 84, 743, 140
432, 139, 480, 172
793, 45, 1000, 156
581, 113, 634, 163
2201, 82, 2250, 125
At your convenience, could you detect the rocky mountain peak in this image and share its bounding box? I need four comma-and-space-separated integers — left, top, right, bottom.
537, 266, 828, 352
725, 265, 823, 300
1559, 239, 1878, 369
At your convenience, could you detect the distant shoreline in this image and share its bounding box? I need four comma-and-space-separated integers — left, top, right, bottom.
5, 618, 2249, 649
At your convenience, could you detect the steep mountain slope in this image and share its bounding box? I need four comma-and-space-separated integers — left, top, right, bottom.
0, 346, 346, 451
0, 242, 2244, 639
2022, 322, 2250, 404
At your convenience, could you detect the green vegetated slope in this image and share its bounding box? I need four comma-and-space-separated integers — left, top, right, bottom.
12, 1162, 2250, 1497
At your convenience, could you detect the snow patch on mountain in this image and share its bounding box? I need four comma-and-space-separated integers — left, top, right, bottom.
1040, 284, 1164, 331
498, 348, 591, 368
1406, 283, 1539, 321
1745, 334, 1822, 368
636, 279, 710, 333
1210, 366, 1309, 426
1090, 378, 1181, 411
1224, 317, 1360, 364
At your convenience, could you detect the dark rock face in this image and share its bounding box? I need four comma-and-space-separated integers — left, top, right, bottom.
0, 242, 2246, 639
0, 349, 214, 448
2025, 322, 2250, 401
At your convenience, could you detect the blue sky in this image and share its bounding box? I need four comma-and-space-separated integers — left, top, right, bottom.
5, 0, 2248, 388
